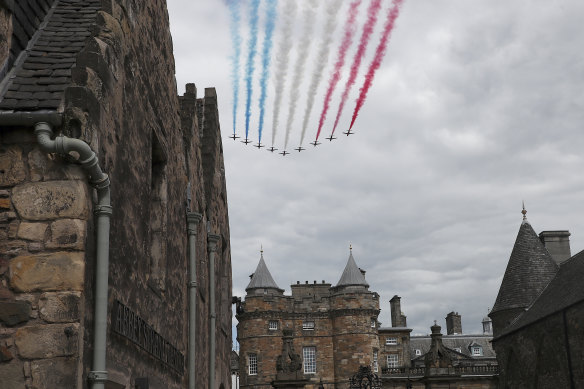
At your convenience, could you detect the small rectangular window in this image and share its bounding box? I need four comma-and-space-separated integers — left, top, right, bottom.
387, 354, 399, 368
303, 346, 316, 374
385, 337, 397, 345
371, 319, 376, 328
249, 353, 257, 375
269, 320, 278, 330
415, 349, 422, 356
302, 321, 315, 330
472, 347, 482, 356
373, 351, 378, 372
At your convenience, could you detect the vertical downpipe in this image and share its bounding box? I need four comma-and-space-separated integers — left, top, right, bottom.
207, 234, 221, 389
187, 212, 202, 389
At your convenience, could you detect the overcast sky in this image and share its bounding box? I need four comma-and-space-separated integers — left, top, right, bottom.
167, 0, 584, 338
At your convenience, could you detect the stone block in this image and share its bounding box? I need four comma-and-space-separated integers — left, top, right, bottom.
0, 145, 27, 187
31, 357, 77, 389
39, 292, 81, 323
0, 301, 31, 326
15, 323, 79, 359
0, 240, 27, 258
9, 251, 85, 292
16, 222, 48, 241
0, 361, 25, 389
0, 197, 10, 209
0, 344, 13, 362
46, 219, 86, 249
11, 181, 89, 221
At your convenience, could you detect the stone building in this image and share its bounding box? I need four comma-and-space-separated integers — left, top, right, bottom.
0, 1, 232, 389
235, 249, 380, 389
490, 209, 584, 388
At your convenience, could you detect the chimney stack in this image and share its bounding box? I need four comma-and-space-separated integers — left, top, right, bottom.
445, 312, 462, 335
390, 295, 407, 327
539, 230, 571, 264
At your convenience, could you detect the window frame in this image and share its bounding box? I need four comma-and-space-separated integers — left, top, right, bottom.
302, 321, 315, 330
248, 353, 258, 375
385, 337, 398, 345
268, 320, 278, 331
387, 354, 399, 368
372, 350, 378, 372
415, 349, 422, 356
472, 346, 482, 356
303, 346, 316, 374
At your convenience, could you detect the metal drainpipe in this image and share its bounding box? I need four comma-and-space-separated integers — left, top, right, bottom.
187, 212, 202, 389
33, 122, 112, 389
207, 233, 221, 389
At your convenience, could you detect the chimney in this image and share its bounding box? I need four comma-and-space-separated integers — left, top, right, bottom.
539, 230, 571, 264
390, 295, 406, 327
445, 312, 462, 335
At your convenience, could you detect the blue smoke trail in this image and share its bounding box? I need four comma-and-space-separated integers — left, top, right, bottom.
257, 0, 278, 144
226, 0, 242, 137
244, 0, 261, 141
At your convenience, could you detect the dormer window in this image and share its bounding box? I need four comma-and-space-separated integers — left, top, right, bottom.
454, 347, 462, 353
472, 346, 483, 356
415, 349, 421, 356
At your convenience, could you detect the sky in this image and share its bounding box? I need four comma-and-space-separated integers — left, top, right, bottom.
167, 0, 584, 338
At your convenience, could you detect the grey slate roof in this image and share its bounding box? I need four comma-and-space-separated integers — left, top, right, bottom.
246, 254, 282, 291
498, 249, 584, 337
0, 0, 99, 111
410, 334, 496, 360
336, 251, 369, 287
491, 219, 558, 314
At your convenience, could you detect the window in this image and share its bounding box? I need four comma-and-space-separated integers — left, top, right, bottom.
454, 347, 462, 353
372, 351, 378, 372
472, 346, 483, 356
303, 347, 316, 374
248, 353, 257, 375
387, 354, 399, 368
415, 349, 421, 356
268, 320, 278, 330
385, 337, 397, 345
302, 321, 315, 330
371, 319, 376, 328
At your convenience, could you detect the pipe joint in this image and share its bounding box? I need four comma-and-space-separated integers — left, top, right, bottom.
189, 281, 198, 288
88, 371, 108, 383
95, 204, 113, 217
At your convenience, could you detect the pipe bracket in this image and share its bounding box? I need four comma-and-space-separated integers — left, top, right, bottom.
189, 281, 198, 288
88, 371, 108, 383
95, 205, 113, 216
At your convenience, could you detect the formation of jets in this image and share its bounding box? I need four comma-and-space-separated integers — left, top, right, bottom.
228, 129, 355, 156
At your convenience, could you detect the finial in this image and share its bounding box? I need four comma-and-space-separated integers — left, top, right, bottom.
521, 201, 527, 220
434, 320, 437, 326
349, 243, 352, 253
260, 245, 263, 255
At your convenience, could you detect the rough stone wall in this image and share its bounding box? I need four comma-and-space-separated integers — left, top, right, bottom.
1, 1, 232, 388
493, 301, 584, 389
378, 330, 411, 372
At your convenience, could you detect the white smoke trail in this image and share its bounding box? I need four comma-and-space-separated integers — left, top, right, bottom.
298, 0, 344, 146
283, 0, 318, 150
270, 0, 297, 147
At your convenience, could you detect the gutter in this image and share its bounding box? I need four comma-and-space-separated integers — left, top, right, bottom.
0, 115, 111, 389
187, 212, 202, 389
207, 233, 221, 389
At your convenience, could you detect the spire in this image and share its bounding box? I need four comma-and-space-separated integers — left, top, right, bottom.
490, 216, 558, 332
335, 248, 369, 288
246, 249, 283, 293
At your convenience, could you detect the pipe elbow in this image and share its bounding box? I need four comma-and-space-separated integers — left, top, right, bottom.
34, 122, 56, 153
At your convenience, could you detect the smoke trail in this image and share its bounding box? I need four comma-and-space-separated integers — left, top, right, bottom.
331, 0, 382, 136
226, 0, 242, 137
283, 0, 318, 149
244, 0, 261, 141
257, 0, 278, 144
350, 0, 404, 130
315, 0, 362, 142
299, 0, 343, 146
270, 0, 297, 147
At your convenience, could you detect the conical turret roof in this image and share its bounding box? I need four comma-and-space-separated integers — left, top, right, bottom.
246, 252, 282, 292
491, 218, 558, 314
336, 249, 369, 288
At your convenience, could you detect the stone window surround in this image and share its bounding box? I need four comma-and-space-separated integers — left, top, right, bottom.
302, 321, 315, 330
302, 346, 316, 374
268, 320, 278, 330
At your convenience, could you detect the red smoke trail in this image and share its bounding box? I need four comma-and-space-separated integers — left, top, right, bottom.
349, 0, 404, 131
331, 0, 382, 136
315, 0, 362, 142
